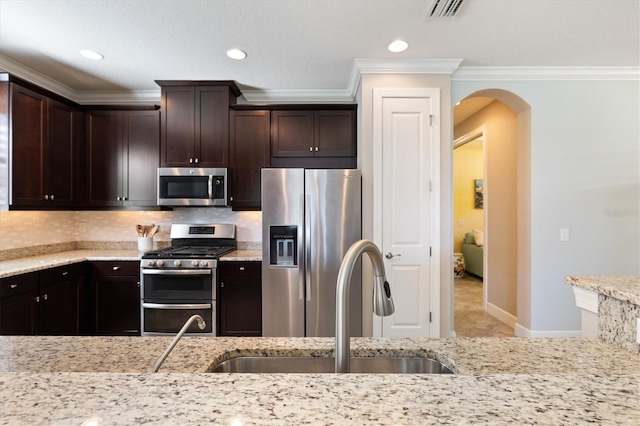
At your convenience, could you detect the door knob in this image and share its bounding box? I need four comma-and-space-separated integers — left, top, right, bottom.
385, 252, 401, 259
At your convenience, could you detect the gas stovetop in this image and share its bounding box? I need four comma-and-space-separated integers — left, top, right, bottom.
140, 223, 237, 269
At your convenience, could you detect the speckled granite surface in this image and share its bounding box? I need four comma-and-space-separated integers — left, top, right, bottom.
0, 336, 639, 424
0, 248, 261, 278
566, 276, 640, 306
566, 276, 640, 354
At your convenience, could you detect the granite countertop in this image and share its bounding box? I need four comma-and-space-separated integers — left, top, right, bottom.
0, 249, 261, 278
1, 336, 639, 424
566, 275, 640, 305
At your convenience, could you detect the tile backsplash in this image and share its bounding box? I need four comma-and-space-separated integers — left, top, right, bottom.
0, 208, 262, 251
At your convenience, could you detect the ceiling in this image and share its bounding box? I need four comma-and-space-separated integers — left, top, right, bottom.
0, 0, 638, 104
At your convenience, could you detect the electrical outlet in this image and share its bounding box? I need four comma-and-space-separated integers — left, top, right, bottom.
560, 228, 570, 242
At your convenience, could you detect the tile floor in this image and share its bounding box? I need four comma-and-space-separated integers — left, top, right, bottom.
454, 273, 515, 337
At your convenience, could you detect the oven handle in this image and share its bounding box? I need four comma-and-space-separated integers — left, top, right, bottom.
142, 302, 212, 310
141, 269, 212, 276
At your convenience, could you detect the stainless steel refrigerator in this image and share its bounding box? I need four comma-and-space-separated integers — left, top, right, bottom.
262, 168, 362, 337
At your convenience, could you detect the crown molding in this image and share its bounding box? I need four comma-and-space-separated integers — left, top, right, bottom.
0, 53, 161, 105
453, 66, 640, 81
240, 89, 355, 104
2, 52, 638, 105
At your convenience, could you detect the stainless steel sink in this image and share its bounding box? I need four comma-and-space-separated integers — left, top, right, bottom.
210, 356, 454, 374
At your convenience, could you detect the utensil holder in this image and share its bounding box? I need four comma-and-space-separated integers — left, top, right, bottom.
138, 236, 153, 253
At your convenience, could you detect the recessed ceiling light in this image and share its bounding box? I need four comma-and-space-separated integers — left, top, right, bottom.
226, 49, 247, 60
388, 40, 408, 53
80, 49, 104, 60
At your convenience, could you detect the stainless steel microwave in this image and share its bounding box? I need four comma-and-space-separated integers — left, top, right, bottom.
157, 168, 228, 207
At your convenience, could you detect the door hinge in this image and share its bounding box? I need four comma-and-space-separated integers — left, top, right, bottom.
429, 312, 432, 323
429, 181, 432, 192
429, 247, 432, 256
429, 114, 435, 126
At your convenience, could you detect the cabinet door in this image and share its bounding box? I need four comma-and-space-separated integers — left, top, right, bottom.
218, 262, 262, 336
122, 110, 160, 206
271, 110, 314, 157
92, 276, 140, 335
86, 111, 123, 206
229, 110, 270, 210
39, 277, 82, 336
90, 261, 140, 336
314, 110, 356, 157
161, 86, 195, 167
0, 290, 38, 335
195, 86, 229, 167
10, 83, 46, 206
46, 98, 76, 205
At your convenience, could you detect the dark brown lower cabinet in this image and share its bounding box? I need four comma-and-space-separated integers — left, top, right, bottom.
218, 261, 262, 336
0, 265, 84, 336
90, 261, 140, 335
38, 263, 85, 335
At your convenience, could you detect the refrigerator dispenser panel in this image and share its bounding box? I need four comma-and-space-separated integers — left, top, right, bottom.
270, 225, 298, 266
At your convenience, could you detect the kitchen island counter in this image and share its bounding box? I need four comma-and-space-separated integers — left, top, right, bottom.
1, 336, 638, 424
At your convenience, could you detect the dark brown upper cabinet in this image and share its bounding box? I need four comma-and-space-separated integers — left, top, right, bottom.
85, 109, 159, 207
271, 109, 356, 158
157, 81, 240, 168
6, 82, 83, 208
229, 108, 270, 211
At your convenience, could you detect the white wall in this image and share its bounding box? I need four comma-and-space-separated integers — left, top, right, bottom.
453, 79, 640, 335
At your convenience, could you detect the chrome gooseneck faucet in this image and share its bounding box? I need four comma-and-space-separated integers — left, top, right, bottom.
335, 240, 395, 373
153, 314, 206, 373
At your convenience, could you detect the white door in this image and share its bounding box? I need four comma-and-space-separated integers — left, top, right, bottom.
372, 88, 441, 338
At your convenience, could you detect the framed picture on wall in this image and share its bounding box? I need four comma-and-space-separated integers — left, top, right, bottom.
474, 179, 483, 209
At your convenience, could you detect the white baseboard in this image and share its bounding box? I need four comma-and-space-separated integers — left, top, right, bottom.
514, 323, 582, 338
485, 302, 517, 328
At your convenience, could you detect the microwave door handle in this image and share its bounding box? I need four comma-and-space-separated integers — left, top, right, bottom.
208, 175, 213, 200
142, 303, 212, 310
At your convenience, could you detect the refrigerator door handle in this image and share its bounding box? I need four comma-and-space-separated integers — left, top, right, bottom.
304, 193, 312, 302
297, 193, 308, 301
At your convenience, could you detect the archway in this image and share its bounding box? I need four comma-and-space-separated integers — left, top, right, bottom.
452, 89, 532, 336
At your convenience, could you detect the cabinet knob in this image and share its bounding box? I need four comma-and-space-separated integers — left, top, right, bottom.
309, 147, 313, 152
195, 158, 199, 164
123, 196, 127, 201
116, 196, 121, 201
220, 282, 224, 288
50, 194, 55, 200
315, 147, 319, 152
189, 158, 193, 164
10, 284, 18, 289
35, 296, 40, 303
43, 294, 48, 301
44, 194, 49, 200
61, 271, 69, 276
113, 266, 121, 271
239, 267, 245, 271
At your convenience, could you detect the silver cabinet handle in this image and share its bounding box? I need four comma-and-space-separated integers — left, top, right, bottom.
61, 271, 69, 276
51, 194, 54, 200
10, 284, 18, 289
43, 294, 48, 301
112, 266, 121, 271
385, 252, 402, 259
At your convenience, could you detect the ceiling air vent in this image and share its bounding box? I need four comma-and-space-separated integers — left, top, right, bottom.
427, 0, 466, 18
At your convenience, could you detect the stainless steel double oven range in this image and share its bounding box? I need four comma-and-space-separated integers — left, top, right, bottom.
140, 223, 236, 336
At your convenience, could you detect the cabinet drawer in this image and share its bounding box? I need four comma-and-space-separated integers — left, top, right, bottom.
0, 272, 39, 299
91, 261, 139, 277
220, 261, 261, 278
39, 263, 85, 286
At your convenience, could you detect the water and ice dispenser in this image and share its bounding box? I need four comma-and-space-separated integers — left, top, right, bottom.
269, 226, 298, 267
